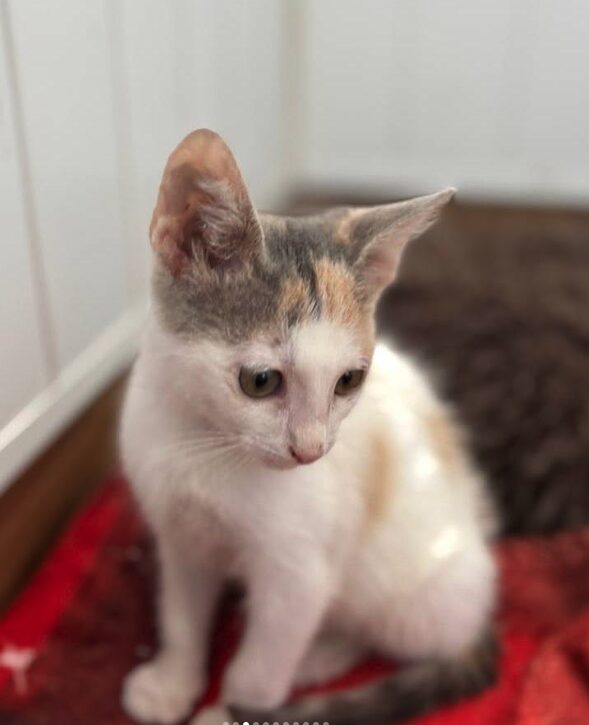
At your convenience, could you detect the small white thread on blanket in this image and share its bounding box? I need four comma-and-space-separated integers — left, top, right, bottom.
0, 645, 37, 695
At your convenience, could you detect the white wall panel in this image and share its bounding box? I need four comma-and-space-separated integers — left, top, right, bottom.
521, 0, 589, 175
105, 0, 179, 304
303, 0, 589, 203
192, 0, 286, 205
0, 18, 48, 428
8, 0, 127, 369
408, 1, 514, 162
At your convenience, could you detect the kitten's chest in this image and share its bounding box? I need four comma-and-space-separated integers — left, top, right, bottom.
162, 465, 335, 573
165, 489, 239, 569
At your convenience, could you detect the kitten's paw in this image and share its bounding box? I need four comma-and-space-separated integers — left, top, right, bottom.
122, 657, 202, 724
294, 636, 363, 688
222, 657, 290, 711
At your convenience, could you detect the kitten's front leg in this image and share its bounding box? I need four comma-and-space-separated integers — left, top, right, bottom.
122, 537, 223, 724
223, 557, 331, 712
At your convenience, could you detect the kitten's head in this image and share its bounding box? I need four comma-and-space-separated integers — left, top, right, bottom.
150, 129, 454, 469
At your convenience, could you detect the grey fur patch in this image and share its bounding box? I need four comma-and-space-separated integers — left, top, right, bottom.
153, 212, 360, 342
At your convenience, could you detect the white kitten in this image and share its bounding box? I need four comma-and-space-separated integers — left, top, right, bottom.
120, 129, 497, 725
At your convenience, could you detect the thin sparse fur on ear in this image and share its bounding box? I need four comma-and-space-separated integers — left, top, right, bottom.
150, 129, 263, 276
351, 188, 456, 300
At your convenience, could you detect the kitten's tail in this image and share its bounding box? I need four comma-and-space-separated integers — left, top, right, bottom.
230, 630, 498, 725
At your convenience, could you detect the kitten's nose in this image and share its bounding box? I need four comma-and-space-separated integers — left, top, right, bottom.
289, 444, 324, 465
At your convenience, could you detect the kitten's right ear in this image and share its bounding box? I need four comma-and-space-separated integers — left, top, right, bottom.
348, 188, 456, 301
149, 129, 263, 276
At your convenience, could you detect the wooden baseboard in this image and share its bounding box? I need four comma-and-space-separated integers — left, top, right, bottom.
0, 372, 129, 612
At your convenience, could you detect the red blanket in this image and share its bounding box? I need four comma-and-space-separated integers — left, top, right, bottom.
1, 476, 589, 725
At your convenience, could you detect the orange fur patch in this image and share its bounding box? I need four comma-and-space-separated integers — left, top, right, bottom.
314, 258, 362, 327
278, 277, 312, 321
425, 410, 464, 472
363, 431, 395, 533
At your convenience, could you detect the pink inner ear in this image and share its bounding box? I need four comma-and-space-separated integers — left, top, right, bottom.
150, 178, 216, 275
361, 233, 406, 294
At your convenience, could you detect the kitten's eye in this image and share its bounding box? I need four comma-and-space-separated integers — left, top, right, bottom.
239, 368, 283, 398
335, 369, 366, 396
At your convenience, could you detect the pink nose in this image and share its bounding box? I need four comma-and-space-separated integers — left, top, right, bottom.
289, 445, 324, 465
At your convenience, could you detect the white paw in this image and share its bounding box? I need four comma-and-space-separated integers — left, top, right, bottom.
122, 657, 202, 724
294, 637, 362, 688
222, 657, 290, 711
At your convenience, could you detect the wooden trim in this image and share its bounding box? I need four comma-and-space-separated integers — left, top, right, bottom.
0, 373, 129, 612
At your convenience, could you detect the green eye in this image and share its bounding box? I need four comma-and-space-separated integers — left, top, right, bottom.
335, 369, 366, 396
239, 368, 283, 398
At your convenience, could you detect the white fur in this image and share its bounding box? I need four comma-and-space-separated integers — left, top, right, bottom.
120, 314, 496, 723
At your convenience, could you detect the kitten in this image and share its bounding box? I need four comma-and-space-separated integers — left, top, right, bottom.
119, 129, 497, 725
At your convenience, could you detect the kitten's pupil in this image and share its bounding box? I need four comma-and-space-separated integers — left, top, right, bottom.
255, 371, 268, 388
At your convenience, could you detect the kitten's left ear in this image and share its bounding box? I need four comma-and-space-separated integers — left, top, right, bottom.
350, 188, 456, 300
149, 129, 263, 276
